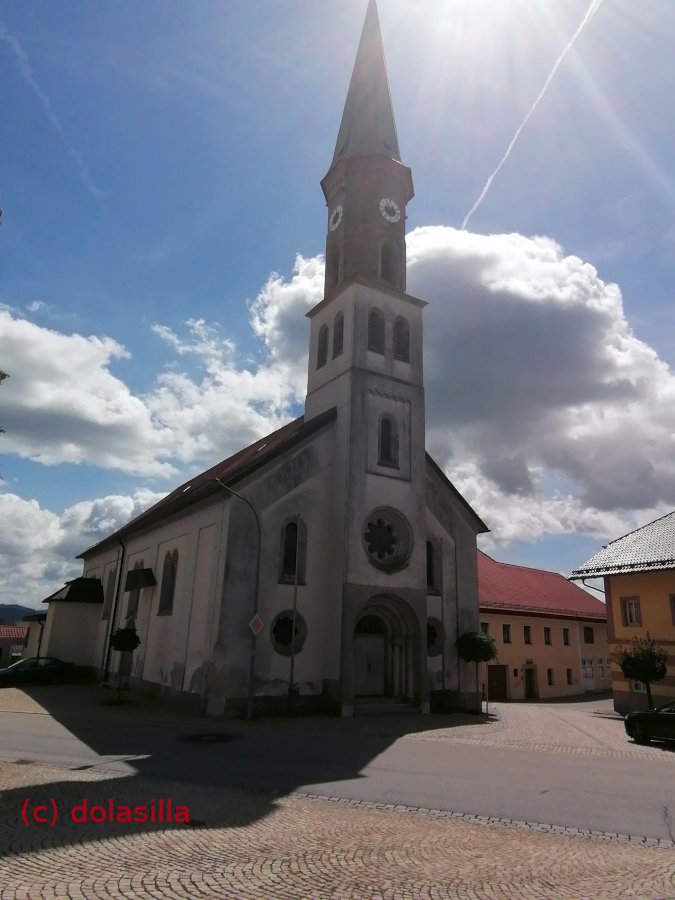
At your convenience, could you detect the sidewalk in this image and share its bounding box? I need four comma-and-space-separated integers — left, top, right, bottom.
1, 758, 673, 900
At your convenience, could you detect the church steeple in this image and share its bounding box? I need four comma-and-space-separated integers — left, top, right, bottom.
331, 0, 400, 167
321, 0, 414, 297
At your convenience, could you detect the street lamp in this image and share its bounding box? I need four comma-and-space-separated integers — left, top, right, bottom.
214, 478, 261, 721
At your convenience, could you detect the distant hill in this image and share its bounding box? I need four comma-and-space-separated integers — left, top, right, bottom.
0, 604, 40, 624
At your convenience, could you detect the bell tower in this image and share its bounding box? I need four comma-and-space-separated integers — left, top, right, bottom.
321, 0, 414, 296
305, 0, 430, 717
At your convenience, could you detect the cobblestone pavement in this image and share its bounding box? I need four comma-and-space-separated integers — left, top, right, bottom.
1, 760, 674, 900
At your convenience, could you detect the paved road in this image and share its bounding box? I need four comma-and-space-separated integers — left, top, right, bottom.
1, 688, 674, 898
0, 688, 673, 841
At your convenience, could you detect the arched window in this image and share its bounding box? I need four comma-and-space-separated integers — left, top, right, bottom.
426, 539, 441, 593
328, 250, 342, 289
378, 414, 398, 468
332, 311, 344, 358
380, 241, 396, 284
367, 308, 385, 354
393, 316, 410, 362
278, 517, 308, 584
127, 559, 143, 621
102, 568, 117, 621
158, 549, 178, 615
317, 324, 328, 369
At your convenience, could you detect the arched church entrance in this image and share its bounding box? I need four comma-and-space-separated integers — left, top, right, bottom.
353, 597, 418, 701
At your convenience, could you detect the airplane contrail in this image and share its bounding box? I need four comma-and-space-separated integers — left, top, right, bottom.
0, 19, 105, 202
461, 0, 604, 231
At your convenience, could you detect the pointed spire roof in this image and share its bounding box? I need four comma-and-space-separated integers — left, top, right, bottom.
331, 0, 401, 168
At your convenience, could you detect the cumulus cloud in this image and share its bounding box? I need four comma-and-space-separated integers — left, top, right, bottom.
406, 226, 675, 527
0, 311, 175, 476
3, 225, 675, 601
0, 489, 164, 607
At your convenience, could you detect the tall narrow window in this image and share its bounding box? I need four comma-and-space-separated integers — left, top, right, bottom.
158, 550, 178, 615
127, 560, 143, 621
544, 626, 551, 645
524, 625, 532, 644
328, 251, 341, 289
282, 521, 298, 577
278, 517, 307, 584
102, 568, 116, 621
378, 414, 398, 468
563, 627, 570, 646
332, 312, 344, 358
367, 308, 385, 354
426, 541, 434, 589
503, 624, 511, 644
317, 324, 328, 369
380, 241, 396, 284
393, 316, 410, 362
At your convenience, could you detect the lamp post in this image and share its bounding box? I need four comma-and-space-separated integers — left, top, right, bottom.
214, 478, 261, 721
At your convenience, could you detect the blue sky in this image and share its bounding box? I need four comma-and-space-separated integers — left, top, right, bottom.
1, 0, 674, 607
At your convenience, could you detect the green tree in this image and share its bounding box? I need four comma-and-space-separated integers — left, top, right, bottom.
456, 631, 498, 712
617, 633, 667, 709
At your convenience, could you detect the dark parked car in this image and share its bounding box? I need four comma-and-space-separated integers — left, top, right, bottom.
0, 656, 77, 686
624, 701, 675, 745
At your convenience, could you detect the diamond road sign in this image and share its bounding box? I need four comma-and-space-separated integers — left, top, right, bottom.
248, 614, 264, 637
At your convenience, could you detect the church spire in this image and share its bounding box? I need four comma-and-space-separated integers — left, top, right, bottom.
331, 0, 400, 168
320, 0, 413, 297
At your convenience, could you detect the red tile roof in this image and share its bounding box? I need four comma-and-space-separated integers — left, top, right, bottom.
478, 551, 606, 621
0, 625, 28, 640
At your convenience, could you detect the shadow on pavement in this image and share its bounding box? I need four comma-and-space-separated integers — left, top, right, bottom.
0, 682, 497, 857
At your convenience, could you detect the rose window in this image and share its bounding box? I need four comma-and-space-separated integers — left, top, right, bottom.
362, 508, 412, 572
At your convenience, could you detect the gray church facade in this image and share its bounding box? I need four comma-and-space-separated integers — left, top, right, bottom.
40, 0, 488, 717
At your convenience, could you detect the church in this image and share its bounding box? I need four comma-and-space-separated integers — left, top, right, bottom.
39, 0, 489, 717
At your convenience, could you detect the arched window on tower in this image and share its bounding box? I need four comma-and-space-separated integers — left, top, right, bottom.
378, 414, 399, 468
317, 324, 328, 369
332, 312, 344, 358
278, 517, 308, 584
380, 241, 396, 285
367, 308, 385, 354
393, 316, 410, 362
328, 250, 342, 290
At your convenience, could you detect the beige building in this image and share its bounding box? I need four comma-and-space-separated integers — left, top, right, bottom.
571, 511, 675, 714
478, 552, 610, 701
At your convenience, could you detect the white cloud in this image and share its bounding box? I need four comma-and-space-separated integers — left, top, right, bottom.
0, 310, 175, 476
3, 226, 675, 585
0, 489, 164, 607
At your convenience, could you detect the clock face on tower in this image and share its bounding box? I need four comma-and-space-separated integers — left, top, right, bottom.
329, 205, 344, 231
379, 198, 401, 223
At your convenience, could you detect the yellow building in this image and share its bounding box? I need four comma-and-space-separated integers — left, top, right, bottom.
479, 552, 610, 701
571, 512, 675, 714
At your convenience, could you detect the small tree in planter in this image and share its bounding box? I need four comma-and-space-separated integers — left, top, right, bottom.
456, 631, 497, 713
617, 633, 667, 710
110, 625, 141, 703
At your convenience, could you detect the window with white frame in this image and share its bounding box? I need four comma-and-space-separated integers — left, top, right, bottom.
581, 658, 594, 679
621, 596, 641, 626
632, 680, 647, 693
596, 658, 605, 678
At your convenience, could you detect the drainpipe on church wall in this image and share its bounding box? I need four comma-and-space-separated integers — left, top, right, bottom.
103, 538, 126, 679
440, 538, 446, 693
288, 513, 302, 710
